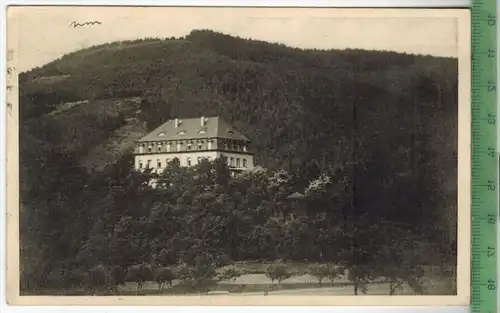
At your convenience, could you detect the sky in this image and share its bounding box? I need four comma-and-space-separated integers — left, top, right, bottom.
7, 7, 466, 72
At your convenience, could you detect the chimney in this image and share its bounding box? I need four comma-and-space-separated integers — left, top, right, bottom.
175, 118, 179, 128
200, 116, 205, 126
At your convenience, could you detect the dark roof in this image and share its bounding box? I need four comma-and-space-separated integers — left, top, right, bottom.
138, 116, 250, 142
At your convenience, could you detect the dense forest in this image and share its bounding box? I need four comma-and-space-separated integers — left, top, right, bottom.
19, 30, 458, 292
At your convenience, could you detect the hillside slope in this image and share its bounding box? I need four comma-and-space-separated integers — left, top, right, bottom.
20, 29, 458, 225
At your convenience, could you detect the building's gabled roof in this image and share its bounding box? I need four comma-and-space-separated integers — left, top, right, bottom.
138, 116, 250, 142
287, 192, 305, 199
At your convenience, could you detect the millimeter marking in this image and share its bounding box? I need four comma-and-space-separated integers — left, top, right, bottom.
471, 0, 499, 313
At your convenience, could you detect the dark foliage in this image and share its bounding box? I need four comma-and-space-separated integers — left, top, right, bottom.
19, 30, 457, 292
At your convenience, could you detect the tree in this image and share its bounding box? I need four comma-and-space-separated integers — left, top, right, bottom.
218, 265, 243, 283
335, 217, 381, 295
327, 266, 344, 286
125, 263, 154, 293
108, 265, 127, 289
155, 267, 176, 291
347, 265, 370, 295
175, 263, 195, 285
190, 253, 219, 293
308, 264, 329, 285
88, 264, 110, 294
20, 32, 457, 295
375, 224, 425, 295
266, 261, 292, 284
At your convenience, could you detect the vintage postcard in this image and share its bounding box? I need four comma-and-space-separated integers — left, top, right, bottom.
6, 6, 471, 306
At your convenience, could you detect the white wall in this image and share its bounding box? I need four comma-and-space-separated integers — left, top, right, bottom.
219, 152, 254, 168
134, 150, 254, 172
134, 151, 219, 171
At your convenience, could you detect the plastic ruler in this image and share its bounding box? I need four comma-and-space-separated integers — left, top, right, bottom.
471, 0, 499, 312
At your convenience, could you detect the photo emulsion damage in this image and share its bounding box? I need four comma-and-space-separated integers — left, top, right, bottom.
7, 7, 471, 306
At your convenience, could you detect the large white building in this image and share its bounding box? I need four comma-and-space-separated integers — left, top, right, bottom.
133, 116, 254, 174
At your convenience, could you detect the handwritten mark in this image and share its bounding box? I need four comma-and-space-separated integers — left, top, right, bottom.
7, 67, 15, 79
7, 49, 14, 61
70, 21, 102, 28
6, 50, 15, 117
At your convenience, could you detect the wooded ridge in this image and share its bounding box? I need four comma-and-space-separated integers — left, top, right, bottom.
19, 30, 458, 292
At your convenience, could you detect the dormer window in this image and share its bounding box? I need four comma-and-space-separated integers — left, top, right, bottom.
198, 130, 207, 134
158, 132, 165, 137
178, 131, 186, 135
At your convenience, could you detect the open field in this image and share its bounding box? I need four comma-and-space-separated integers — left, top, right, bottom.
24, 263, 455, 296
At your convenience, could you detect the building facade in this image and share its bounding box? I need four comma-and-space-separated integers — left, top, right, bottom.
133, 116, 254, 174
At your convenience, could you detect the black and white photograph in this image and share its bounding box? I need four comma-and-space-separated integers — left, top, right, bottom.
6, 6, 471, 306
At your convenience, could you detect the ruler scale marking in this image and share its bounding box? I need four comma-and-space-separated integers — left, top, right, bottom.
471, 0, 498, 313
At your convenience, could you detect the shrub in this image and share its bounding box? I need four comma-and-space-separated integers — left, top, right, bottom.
218, 265, 243, 283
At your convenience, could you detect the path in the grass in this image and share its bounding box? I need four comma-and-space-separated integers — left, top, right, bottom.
218, 274, 358, 285
213, 283, 414, 296
122, 273, 448, 295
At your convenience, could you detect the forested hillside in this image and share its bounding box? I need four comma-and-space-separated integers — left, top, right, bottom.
19, 30, 458, 292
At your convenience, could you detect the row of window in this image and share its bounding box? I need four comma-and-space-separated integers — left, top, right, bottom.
138, 156, 248, 169
229, 157, 247, 168
139, 141, 212, 154
138, 140, 248, 154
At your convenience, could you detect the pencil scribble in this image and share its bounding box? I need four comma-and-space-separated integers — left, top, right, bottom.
69, 20, 102, 28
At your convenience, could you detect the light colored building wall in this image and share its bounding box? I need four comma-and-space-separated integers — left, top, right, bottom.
219, 152, 254, 168
134, 151, 219, 172
134, 150, 255, 172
